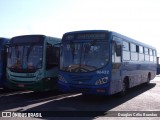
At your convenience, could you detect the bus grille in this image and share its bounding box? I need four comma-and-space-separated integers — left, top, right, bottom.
11, 80, 35, 84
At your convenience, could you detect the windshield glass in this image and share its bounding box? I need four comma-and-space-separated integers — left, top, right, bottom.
60, 41, 109, 72
7, 45, 43, 71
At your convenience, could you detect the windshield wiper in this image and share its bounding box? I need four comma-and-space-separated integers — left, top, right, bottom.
65, 64, 80, 72
81, 65, 97, 71
65, 64, 97, 72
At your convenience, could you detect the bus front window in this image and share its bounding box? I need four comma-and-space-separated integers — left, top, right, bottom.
8, 45, 43, 71
60, 41, 109, 72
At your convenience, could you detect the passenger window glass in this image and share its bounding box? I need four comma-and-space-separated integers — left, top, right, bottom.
139, 46, 144, 53
149, 49, 153, 56
123, 41, 129, 51
144, 48, 149, 54
131, 43, 136, 52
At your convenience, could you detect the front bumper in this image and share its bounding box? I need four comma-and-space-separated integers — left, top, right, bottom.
58, 81, 110, 95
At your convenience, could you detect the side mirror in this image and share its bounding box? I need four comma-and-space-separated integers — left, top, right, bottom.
115, 43, 122, 56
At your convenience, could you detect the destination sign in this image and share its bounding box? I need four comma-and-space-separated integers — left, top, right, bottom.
64, 33, 107, 41
77, 33, 106, 40
11, 35, 44, 45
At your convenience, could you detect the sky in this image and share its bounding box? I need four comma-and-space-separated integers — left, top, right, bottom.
1, 0, 160, 55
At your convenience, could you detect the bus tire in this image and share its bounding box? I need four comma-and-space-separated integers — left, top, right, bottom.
119, 79, 129, 96
146, 73, 151, 85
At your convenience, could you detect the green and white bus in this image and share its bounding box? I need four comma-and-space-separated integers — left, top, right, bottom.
7, 35, 61, 91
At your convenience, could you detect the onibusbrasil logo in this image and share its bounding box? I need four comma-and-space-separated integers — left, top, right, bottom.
1, 112, 42, 118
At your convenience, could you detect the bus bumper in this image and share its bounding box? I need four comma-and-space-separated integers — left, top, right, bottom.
58, 81, 110, 95
7, 78, 58, 92
7, 80, 43, 91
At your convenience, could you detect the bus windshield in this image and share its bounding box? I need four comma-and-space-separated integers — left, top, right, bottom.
60, 41, 109, 72
8, 45, 43, 71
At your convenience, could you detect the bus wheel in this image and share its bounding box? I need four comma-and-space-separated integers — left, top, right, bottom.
146, 74, 151, 85
119, 80, 128, 96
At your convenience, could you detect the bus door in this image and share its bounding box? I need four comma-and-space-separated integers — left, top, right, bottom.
110, 40, 122, 94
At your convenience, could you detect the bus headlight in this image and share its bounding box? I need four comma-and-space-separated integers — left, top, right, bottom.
58, 75, 67, 83
95, 77, 108, 85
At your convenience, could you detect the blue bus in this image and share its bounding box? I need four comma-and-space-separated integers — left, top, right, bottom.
0, 38, 9, 88
7, 35, 61, 91
58, 30, 157, 96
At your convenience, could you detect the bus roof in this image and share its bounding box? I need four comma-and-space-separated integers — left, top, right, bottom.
63, 30, 110, 35
11, 34, 45, 40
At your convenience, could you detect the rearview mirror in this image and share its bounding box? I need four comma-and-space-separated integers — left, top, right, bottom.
115, 43, 122, 56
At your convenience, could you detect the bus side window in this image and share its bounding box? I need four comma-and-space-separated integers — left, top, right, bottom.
130, 43, 138, 61
123, 41, 130, 61
46, 43, 60, 70
149, 49, 154, 62
153, 50, 157, 63
139, 46, 144, 61
144, 47, 149, 61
